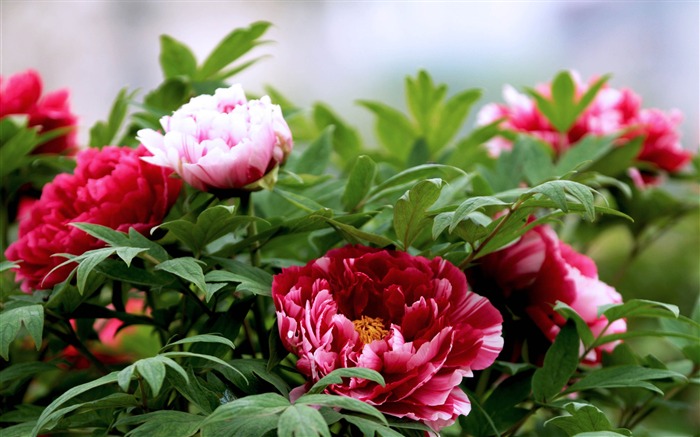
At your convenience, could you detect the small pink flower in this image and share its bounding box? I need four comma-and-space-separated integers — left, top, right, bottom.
0, 69, 78, 155
272, 245, 503, 430
478, 72, 692, 180
5, 146, 182, 291
136, 84, 293, 192
466, 223, 626, 364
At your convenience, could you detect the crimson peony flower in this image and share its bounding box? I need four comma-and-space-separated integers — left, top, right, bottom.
272, 245, 503, 430
5, 146, 182, 291
136, 84, 293, 192
0, 69, 78, 155
466, 223, 626, 365
477, 72, 692, 180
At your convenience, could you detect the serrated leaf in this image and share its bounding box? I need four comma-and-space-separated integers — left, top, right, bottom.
532, 321, 580, 403
198, 21, 271, 80
160, 34, 198, 79
393, 178, 444, 249
0, 304, 44, 360
155, 257, 207, 294
278, 404, 330, 437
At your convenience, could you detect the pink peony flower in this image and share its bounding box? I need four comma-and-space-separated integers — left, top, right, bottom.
477, 72, 692, 179
5, 146, 182, 291
136, 84, 293, 192
272, 245, 504, 430
466, 222, 626, 365
0, 69, 79, 155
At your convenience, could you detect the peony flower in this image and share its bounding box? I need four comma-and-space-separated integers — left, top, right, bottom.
272, 245, 503, 430
477, 72, 693, 180
466, 222, 626, 365
136, 84, 293, 192
0, 69, 78, 155
5, 146, 182, 291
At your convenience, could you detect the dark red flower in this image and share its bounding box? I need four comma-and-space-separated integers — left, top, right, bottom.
5, 146, 182, 291
467, 223, 626, 365
0, 69, 79, 155
273, 245, 503, 430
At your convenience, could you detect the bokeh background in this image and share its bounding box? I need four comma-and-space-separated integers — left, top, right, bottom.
2, 1, 699, 148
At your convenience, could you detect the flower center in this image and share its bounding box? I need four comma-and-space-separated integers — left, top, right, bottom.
352, 315, 388, 344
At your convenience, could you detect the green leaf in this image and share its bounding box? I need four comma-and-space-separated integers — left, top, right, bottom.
449, 196, 507, 233
0, 120, 41, 177
393, 178, 444, 249
532, 321, 580, 403
292, 126, 334, 175
366, 163, 468, 205
313, 102, 362, 164
297, 394, 388, 425
135, 357, 167, 396
1, 422, 38, 437
163, 334, 235, 351
563, 365, 687, 395
88, 88, 137, 148
320, 217, 395, 247
554, 134, 617, 175
342, 415, 404, 437
143, 77, 192, 112
342, 155, 378, 211
0, 362, 56, 396
526, 180, 597, 221
447, 119, 501, 170
548, 70, 577, 132
587, 136, 644, 177
553, 301, 595, 348
155, 257, 208, 294
197, 21, 271, 80
200, 393, 289, 435
601, 299, 680, 323
358, 100, 416, 161
160, 34, 198, 79
0, 304, 44, 360
406, 70, 445, 136
277, 404, 330, 437
430, 88, 482, 152
546, 402, 631, 436
206, 258, 273, 297
32, 371, 120, 436
122, 411, 203, 437
305, 367, 385, 396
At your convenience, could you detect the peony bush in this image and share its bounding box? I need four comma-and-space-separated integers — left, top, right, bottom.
0, 22, 698, 437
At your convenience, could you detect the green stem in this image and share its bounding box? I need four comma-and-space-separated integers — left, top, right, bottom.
458, 199, 526, 270
44, 317, 110, 375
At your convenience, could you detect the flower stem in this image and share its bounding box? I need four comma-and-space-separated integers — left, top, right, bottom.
239, 192, 269, 359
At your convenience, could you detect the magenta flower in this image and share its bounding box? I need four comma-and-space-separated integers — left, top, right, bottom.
272, 245, 503, 430
136, 84, 293, 192
477, 73, 692, 181
5, 146, 182, 291
466, 223, 626, 364
0, 69, 78, 155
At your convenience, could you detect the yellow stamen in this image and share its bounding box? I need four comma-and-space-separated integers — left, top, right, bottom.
352, 315, 388, 344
